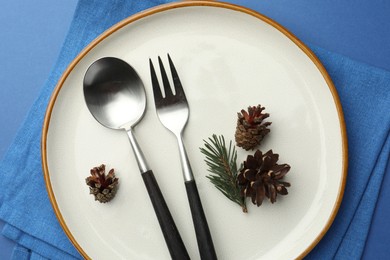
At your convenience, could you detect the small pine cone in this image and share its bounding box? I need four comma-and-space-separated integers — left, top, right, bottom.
235, 105, 271, 150
86, 164, 119, 203
237, 150, 290, 206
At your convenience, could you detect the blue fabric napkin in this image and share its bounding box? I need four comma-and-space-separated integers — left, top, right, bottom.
306, 47, 390, 259
0, 0, 389, 259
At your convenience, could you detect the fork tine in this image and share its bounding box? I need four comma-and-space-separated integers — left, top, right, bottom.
158, 56, 174, 97
167, 54, 186, 99
149, 58, 163, 102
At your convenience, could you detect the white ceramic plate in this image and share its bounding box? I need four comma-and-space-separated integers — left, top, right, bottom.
42, 2, 347, 259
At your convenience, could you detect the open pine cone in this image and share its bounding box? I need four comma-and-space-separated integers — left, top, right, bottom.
237, 150, 290, 206
235, 105, 271, 150
86, 164, 119, 203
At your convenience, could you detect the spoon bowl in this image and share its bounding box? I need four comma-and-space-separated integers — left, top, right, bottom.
83, 57, 145, 130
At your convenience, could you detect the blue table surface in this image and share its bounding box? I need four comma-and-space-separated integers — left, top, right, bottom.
1, 0, 389, 259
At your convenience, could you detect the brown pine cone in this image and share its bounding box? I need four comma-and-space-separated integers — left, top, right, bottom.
235, 105, 271, 150
237, 150, 290, 206
86, 164, 119, 203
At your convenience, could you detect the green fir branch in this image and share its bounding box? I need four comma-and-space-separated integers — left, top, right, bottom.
200, 134, 247, 213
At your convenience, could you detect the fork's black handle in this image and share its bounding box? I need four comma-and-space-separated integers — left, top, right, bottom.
185, 180, 217, 260
142, 170, 190, 260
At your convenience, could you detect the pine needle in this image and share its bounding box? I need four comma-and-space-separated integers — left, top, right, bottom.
200, 134, 247, 213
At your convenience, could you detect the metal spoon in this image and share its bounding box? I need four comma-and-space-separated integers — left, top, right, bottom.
83, 57, 189, 260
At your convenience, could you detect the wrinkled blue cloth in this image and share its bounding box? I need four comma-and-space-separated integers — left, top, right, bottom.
306, 47, 390, 259
0, 0, 389, 259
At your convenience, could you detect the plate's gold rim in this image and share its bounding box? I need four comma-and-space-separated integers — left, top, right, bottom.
41, 1, 348, 259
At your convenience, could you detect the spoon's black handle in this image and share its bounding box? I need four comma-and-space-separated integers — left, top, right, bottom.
185, 180, 217, 260
142, 170, 190, 260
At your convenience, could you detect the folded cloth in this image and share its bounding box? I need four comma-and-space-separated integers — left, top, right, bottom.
0, 0, 389, 259
306, 47, 390, 259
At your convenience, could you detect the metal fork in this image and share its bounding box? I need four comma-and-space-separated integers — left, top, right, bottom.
150, 55, 217, 260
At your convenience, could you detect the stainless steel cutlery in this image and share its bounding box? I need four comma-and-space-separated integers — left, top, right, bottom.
150, 54, 217, 260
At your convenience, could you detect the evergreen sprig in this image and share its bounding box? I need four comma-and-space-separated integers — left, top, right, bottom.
200, 134, 247, 213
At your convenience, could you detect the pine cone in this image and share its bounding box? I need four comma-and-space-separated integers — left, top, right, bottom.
237, 150, 290, 206
86, 164, 119, 203
235, 105, 271, 150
